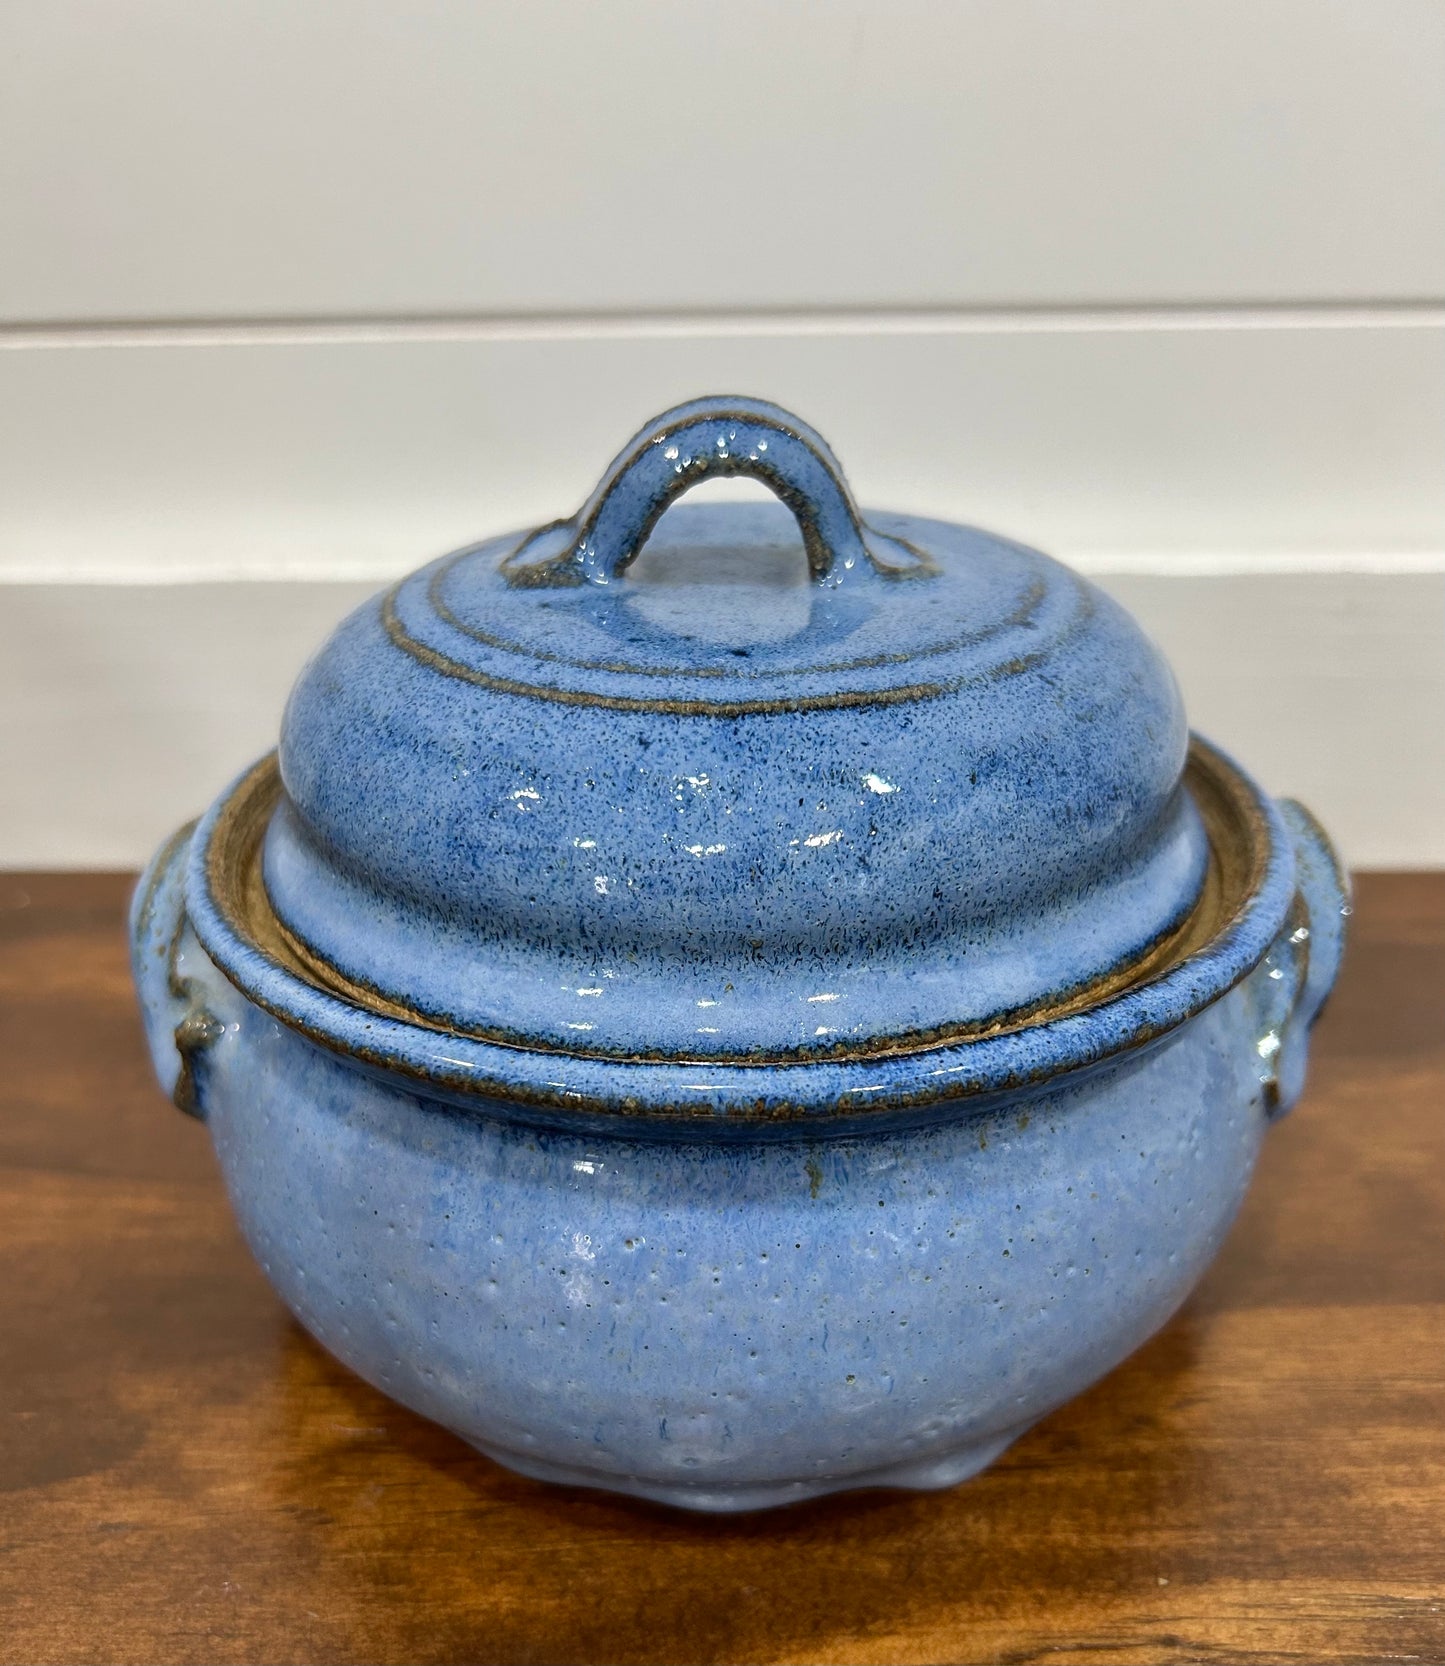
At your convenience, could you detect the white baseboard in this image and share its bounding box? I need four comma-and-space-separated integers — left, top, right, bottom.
3, 570, 1440, 869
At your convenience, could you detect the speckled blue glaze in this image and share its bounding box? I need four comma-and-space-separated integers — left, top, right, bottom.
263, 397, 1207, 1061
133, 800, 1344, 1511
129, 398, 1351, 1510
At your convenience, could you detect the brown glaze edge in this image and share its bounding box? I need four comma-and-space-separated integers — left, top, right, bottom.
198, 740, 1262, 1076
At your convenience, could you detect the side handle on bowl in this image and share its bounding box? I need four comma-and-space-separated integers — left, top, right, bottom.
1253, 799, 1351, 1118
128, 822, 224, 1121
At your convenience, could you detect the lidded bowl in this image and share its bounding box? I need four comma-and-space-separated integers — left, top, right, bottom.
133, 396, 1348, 1509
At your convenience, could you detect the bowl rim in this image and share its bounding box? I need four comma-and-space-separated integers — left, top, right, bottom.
184, 733, 1294, 1122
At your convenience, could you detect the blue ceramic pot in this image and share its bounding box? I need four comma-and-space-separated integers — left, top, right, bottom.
132, 398, 1348, 1511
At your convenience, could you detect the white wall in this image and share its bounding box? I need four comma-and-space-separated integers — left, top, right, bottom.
2, 1, 1442, 866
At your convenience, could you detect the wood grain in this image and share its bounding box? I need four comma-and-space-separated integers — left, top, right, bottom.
1, 872, 1442, 1666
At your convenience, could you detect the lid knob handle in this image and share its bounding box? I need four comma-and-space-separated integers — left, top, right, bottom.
502, 396, 930, 589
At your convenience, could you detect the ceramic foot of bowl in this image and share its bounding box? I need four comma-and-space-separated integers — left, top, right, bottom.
468, 1424, 1032, 1513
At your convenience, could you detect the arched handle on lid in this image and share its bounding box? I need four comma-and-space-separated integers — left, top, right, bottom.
501, 396, 932, 589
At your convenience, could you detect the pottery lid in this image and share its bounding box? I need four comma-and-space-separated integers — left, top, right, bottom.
253, 396, 1209, 1063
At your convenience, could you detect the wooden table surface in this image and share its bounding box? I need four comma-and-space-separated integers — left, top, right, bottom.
2, 871, 1442, 1666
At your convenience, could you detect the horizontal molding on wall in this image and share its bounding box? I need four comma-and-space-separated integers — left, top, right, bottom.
3, 318, 1442, 583
3, 0, 1442, 320
5, 301, 1444, 351
3, 572, 1442, 871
